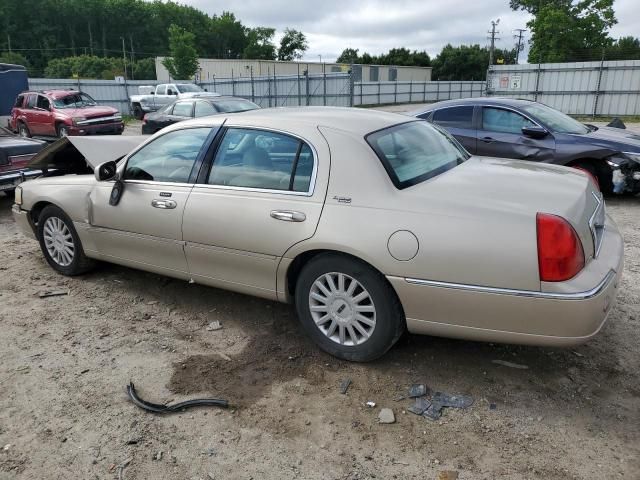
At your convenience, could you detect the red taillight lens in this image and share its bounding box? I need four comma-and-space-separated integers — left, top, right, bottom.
536, 213, 585, 282
142, 114, 147, 123
573, 167, 600, 191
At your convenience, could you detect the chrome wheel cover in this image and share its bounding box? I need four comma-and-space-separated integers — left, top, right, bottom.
58, 127, 69, 137
309, 272, 376, 346
43, 217, 75, 267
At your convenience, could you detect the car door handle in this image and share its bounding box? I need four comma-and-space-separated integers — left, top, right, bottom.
481, 136, 495, 143
151, 199, 177, 209
270, 210, 306, 222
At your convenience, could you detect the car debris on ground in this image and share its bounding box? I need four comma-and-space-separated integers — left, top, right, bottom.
492, 359, 529, 369
406, 384, 473, 421
206, 320, 223, 331
126, 382, 228, 413
378, 408, 396, 424
38, 290, 68, 298
339, 378, 352, 394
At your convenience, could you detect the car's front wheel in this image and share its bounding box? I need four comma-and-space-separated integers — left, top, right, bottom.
295, 253, 405, 362
18, 122, 31, 138
57, 124, 70, 138
37, 205, 95, 276
132, 104, 144, 120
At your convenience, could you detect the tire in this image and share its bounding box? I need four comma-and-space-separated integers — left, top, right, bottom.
572, 161, 613, 196
57, 124, 70, 138
133, 104, 144, 120
18, 122, 31, 138
37, 205, 95, 276
294, 253, 405, 362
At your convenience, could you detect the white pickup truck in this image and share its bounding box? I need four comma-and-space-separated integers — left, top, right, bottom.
129, 83, 215, 119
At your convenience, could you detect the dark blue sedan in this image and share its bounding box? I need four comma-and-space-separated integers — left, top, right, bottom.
411, 98, 640, 195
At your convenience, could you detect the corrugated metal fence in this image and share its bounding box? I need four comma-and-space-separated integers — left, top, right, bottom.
28, 75, 486, 115
487, 60, 640, 116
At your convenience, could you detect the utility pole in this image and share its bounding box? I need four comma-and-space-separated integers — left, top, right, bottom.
121, 37, 127, 79
7, 33, 11, 53
513, 28, 526, 64
129, 35, 135, 80
318, 54, 322, 63
487, 19, 500, 68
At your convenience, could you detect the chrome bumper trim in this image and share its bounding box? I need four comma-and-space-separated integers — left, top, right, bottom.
405, 270, 616, 301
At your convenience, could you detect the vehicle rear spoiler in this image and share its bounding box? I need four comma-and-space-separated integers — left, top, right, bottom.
28, 135, 147, 171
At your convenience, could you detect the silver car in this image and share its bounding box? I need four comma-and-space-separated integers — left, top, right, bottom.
12, 107, 624, 361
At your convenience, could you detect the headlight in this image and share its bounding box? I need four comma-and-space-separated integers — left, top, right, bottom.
72, 117, 86, 125
113, 114, 122, 120
14, 186, 22, 205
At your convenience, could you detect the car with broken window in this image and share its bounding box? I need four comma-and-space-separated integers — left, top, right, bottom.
10, 90, 124, 138
12, 107, 623, 361
411, 98, 640, 195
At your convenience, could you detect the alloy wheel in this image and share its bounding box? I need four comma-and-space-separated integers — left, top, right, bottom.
309, 272, 376, 346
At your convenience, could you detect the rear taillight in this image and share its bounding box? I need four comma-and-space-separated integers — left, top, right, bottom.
573, 167, 600, 191
142, 114, 147, 124
536, 213, 585, 282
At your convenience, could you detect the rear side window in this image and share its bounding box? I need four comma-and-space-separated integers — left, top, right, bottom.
194, 101, 217, 117
14, 95, 24, 108
208, 128, 313, 193
432, 106, 474, 129
367, 121, 468, 189
25, 94, 37, 109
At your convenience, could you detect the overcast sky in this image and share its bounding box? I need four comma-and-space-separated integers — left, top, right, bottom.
185, 0, 638, 63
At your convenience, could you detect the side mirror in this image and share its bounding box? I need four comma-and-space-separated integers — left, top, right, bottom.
149, 91, 155, 95
522, 126, 549, 139
95, 160, 117, 181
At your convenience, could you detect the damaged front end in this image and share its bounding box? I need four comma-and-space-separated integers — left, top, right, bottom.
607, 152, 640, 195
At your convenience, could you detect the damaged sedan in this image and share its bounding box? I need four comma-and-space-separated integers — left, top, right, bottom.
12, 107, 624, 361
412, 98, 640, 195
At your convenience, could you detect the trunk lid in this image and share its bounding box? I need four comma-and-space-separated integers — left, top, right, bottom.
405, 156, 603, 259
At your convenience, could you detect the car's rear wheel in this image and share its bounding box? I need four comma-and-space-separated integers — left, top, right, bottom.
57, 124, 70, 138
37, 205, 95, 276
132, 104, 144, 120
18, 122, 31, 138
295, 253, 405, 362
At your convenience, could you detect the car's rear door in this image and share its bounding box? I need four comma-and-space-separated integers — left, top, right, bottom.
475, 106, 556, 161
182, 126, 329, 299
425, 105, 477, 153
35, 95, 56, 136
88, 127, 215, 277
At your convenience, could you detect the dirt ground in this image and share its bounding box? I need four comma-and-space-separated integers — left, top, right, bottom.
1, 115, 640, 480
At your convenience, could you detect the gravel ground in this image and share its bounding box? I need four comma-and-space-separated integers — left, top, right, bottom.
1, 106, 639, 479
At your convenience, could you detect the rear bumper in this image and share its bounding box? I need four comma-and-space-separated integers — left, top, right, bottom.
0, 170, 41, 191
389, 215, 624, 347
12, 204, 36, 240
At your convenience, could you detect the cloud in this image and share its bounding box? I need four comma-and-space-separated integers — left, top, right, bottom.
183, 0, 636, 62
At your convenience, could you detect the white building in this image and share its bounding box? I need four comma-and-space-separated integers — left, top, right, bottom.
155, 57, 432, 82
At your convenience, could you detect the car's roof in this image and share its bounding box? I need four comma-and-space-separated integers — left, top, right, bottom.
169, 106, 412, 136
22, 89, 81, 99
410, 97, 537, 115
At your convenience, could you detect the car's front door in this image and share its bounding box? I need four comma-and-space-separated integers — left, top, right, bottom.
182, 126, 328, 299
425, 105, 477, 153
88, 127, 214, 277
475, 106, 556, 161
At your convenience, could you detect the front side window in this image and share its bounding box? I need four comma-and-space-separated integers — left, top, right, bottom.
37, 95, 50, 110
367, 121, 468, 189
482, 107, 536, 134
432, 106, 474, 129
208, 128, 313, 193
156, 85, 166, 95
194, 101, 217, 117
171, 101, 194, 117
124, 127, 211, 183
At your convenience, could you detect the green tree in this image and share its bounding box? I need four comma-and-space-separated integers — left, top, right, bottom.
278, 28, 308, 61
431, 44, 513, 80
243, 27, 276, 60
162, 24, 199, 80
606, 36, 640, 60
336, 48, 359, 64
0, 51, 30, 69
510, 0, 617, 62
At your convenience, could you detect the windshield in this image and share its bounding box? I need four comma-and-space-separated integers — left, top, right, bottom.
214, 99, 259, 113
53, 92, 97, 109
176, 84, 203, 93
366, 121, 469, 189
522, 103, 590, 134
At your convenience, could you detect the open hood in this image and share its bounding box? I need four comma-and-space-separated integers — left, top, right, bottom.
28, 135, 147, 172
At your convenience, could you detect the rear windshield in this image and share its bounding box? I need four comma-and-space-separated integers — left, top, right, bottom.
213, 99, 260, 113
176, 84, 203, 93
366, 121, 468, 189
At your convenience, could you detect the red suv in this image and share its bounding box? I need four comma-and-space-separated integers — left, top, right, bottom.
10, 90, 124, 138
